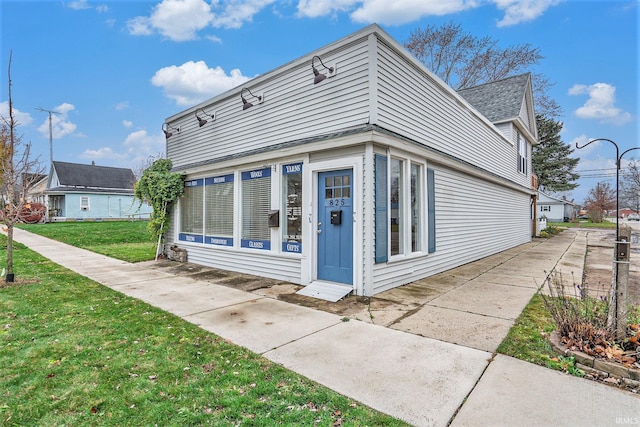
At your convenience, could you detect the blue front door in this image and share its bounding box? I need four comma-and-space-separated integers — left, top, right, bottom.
317, 170, 353, 284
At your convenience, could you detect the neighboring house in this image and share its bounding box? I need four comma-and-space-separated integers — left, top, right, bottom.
45, 161, 152, 221
24, 173, 48, 204
537, 191, 577, 222
162, 24, 538, 298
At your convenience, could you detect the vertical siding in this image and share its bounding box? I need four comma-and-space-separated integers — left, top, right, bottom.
375, 39, 530, 190
167, 40, 372, 170
372, 164, 531, 294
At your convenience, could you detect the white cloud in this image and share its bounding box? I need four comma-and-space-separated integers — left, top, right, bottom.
115, 101, 129, 111
212, 0, 277, 29
65, 0, 109, 13
36, 103, 78, 140
494, 0, 560, 27
127, 0, 276, 41
296, 0, 478, 24
151, 61, 251, 106
80, 130, 165, 168
569, 83, 633, 125
80, 147, 124, 161
123, 120, 133, 128
66, 0, 91, 10
350, 0, 479, 25
0, 101, 34, 126
126, 16, 154, 36
296, 0, 355, 18
123, 130, 166, 165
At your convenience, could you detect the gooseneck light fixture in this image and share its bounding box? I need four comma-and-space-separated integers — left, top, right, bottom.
241, 87, 263, 110
195, 108, 216, 127
162, 123, 180, 139
312, 55, 335, 84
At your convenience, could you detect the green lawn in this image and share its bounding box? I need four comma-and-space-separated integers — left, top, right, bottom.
549, 221, 616, 230
18, 221, 156, 262
0, 235, 407, 426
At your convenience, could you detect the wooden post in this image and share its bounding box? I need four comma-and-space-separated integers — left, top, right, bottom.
609, 225, 631, 340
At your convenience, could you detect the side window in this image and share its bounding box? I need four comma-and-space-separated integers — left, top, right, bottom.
80, 196, 90, 211
517, 132, 528, 175
282, 163, 303, 254
204, 174, 234, 246
241, 167, 271, 250
180, 179, 204, 243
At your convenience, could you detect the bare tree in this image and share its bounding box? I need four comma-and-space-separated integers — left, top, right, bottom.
583, 182, 616, 223
133, 152, 165, 181
621, 159, 640, 213
404, 21, 561, 118
1, 51, 45, 282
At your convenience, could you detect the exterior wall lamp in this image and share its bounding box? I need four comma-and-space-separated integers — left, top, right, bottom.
312, 55, 336, 84
162, 123, 180, 139
195, 108, 216, 127
241, 87, 263, 110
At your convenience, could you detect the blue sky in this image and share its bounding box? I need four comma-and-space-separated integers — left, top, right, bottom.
1, 0, 637, 204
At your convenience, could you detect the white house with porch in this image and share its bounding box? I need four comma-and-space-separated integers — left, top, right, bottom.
162, 24, 538, 299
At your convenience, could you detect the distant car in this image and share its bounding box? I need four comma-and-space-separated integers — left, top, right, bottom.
628, 213, 640, 221
578, 214, 589, 220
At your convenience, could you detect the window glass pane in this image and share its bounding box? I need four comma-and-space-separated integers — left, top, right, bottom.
205, 174, 234, 238
390, 158, 404, 256
181, 180, 204, 234
325, 177, 332, 187
411, 163, 421, 252
334, 187, 342, 198
343, 175, 350, 186
283, 163, 303, 253
342, 186, 350, 198
325, 188, 332, 199
241, 168, 271, 248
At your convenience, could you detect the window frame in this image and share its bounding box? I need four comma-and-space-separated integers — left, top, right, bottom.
388, 153, 427, 260
240, 167, 272, 250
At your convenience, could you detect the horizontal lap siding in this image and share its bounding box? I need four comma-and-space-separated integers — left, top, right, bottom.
178, 245, 302, 284
167, 40, 372, 170
372, 165, 531, 294
375, 40, 529, 189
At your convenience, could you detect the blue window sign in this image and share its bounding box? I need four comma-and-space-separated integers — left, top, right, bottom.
205, 174, 234, 185
283, 162, 302, 175
241, 167, 271, 180
179, 233, 204, 243
241, 239, 271, 250
205, 236, 233, 246
184, 178, 203, 188
282, 241, 302, 253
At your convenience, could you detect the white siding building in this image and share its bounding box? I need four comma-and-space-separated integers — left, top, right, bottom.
163, 25, 538, 297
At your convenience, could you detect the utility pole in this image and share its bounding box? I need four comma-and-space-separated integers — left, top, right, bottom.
35, 107, 61, 165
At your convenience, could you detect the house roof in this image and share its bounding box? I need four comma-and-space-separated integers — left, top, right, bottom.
457, 73, 531, 123
538, 191, 575, 206
49, 161, 135, 191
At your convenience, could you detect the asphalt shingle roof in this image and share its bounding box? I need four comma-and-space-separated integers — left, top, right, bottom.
50, 161, 135, 191
457, 73, 530, 123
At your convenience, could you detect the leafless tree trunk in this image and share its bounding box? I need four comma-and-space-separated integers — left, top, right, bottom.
1, 50, 44, 282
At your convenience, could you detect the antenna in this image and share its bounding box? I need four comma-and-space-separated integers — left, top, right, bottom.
35, 107, 61, 165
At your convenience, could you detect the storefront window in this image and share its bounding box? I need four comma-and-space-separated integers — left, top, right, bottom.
180, 178, 204, 243
282, 163, 302, 253
390, 158, 404, 256
204, 173, 234, 246
241, 167, 271, 250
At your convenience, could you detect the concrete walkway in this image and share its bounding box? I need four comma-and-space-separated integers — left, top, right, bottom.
8, 228, 639, 426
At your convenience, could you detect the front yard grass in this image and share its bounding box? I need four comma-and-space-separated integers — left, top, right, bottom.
0, 236, 407, 426
496, 294, 584, 376
549, 221, 617, 230
18, 221, 155, 262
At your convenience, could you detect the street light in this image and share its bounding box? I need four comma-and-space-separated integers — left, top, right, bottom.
576, 139, 638, 338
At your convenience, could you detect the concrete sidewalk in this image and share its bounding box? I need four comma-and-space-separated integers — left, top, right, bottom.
8, 227, 639, 426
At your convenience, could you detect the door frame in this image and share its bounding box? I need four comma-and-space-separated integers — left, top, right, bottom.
304, 157, 363, 296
